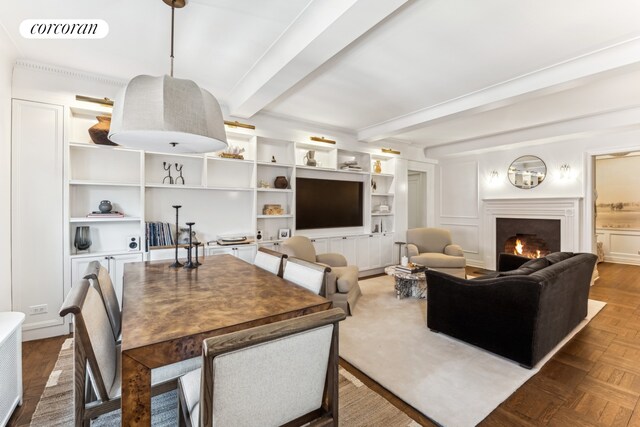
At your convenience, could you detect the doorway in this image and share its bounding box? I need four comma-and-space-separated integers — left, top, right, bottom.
407, 170, 427, 229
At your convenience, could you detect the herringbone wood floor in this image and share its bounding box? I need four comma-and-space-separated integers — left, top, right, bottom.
9, 262, 640, 426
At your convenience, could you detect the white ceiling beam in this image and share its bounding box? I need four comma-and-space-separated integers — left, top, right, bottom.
227, 0, 410, 118
357, 37, 640, 143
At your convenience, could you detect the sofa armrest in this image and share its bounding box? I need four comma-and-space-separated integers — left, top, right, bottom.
497, 253, 530, 272
406, 244, 419, 258
426, 269, 542, 367
316, 253, 347, 267
444, 244, 464, 257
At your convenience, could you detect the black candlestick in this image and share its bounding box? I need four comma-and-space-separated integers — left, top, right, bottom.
169, 205, 183, 268
183, 222, 197, 269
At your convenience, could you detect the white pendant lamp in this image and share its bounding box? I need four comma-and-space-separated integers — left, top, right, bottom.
109, 0, 227, 154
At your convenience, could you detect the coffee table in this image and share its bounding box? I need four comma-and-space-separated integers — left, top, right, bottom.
384, 265, 427, 299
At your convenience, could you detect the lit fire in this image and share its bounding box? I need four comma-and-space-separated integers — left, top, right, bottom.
513, 239, 542, 259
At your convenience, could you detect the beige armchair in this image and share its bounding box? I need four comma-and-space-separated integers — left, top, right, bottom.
281, 236, 361, 315
406, 228, 466, 278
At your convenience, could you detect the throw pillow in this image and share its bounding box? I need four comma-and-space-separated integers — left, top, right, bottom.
545, 252, 574, 264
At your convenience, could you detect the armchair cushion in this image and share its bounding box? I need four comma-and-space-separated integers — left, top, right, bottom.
411, 253, 466, 269
444, 244, 464, 257
331, 266, 359, 293
316, 253, 347, 267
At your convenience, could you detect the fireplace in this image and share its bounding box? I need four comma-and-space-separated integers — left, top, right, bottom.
495, 218, 561, 268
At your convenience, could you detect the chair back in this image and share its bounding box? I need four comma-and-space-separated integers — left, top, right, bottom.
253, 247, 287, 277
84, 261, 121, 340
280, 235, 317, 263
407, 227, 453, 254
199, 308, 346, 427
59, 279, 118, 401
283, 257, 330, 295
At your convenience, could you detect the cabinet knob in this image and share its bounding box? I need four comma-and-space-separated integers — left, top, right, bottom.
342, 237, 346, 240
311, 239, 316, 242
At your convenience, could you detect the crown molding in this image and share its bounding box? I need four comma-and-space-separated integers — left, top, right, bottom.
14, 59, 127, 87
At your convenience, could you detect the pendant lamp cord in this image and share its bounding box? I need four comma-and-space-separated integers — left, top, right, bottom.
170, 0, 175, 77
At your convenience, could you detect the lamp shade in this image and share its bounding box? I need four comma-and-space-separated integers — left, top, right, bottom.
109, 75, 228, 154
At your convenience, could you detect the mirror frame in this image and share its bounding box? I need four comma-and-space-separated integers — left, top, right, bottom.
507, 155, 547, 189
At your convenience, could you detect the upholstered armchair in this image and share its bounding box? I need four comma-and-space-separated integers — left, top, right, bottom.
281, 236, 361, 315
406, 228, 466, 278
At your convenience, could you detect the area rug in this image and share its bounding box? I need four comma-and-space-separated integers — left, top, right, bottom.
340, 275, 606, 427
30, 338, 420, 426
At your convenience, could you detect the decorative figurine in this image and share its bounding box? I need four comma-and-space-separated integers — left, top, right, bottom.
163, 162, 174, 184
175, 163, 185, 185
271, 155, 276, 163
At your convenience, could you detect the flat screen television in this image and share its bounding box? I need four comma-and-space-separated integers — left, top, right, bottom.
296, 178, 363, 229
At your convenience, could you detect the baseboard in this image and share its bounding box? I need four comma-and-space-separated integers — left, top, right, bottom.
22, 324, 69, 342
603, 256, 640, 266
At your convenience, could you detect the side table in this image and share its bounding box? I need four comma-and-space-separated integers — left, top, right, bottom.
384, 265, 427, 299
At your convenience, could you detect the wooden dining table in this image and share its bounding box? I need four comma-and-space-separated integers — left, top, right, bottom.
120, 254, 332, 426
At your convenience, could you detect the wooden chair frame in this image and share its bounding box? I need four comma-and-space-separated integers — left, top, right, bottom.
256, 247, 288, 277
60, 280, 175, 427
83, 261, 121, 341
177, 308, 346, 427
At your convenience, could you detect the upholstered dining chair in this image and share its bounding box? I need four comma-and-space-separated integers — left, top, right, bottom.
281, 235, 361, 314
283, 257, 331, 295
83, 261, 121, 341
177, 308, 346, 427
253, 247, 288, 277
59, 280, 200, 427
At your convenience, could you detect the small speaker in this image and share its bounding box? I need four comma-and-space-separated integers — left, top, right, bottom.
127, 235, 139, 251
256, 230, 263, 241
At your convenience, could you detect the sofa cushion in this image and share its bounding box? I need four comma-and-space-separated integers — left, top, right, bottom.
331, 265, 359, 293
497, 257, 549, 276
410, 253, 466, 268
545, 252, 574, 264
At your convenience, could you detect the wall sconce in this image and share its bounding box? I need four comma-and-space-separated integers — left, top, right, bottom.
489, 170, 499, 182
224, 120, 256, 130
560, 164, 571, 179
310, 136, 336, 144
381, 148, 401, 155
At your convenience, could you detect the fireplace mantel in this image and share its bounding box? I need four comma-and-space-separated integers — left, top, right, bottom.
482, 197, 583, 270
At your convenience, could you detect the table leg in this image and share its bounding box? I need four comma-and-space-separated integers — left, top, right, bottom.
122, 352, 152, 426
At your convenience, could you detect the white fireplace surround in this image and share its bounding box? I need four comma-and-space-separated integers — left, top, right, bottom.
483, 198, 583, 270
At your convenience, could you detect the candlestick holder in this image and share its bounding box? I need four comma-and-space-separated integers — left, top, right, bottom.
183, 222, 197, 269
169, 205, 183, 268
193, 241, 202, 266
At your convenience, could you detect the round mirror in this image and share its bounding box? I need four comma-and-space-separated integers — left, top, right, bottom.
508, 155, 546, 189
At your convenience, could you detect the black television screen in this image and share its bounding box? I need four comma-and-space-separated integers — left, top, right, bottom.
296, 178, 363, 229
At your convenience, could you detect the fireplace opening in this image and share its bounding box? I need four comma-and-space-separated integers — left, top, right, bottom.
496, 218, 561, 269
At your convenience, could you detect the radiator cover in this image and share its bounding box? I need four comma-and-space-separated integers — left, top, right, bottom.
0, 312, 25, 427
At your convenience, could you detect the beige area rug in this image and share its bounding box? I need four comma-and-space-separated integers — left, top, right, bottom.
30, 338, 420, 426
340, 275, 606, 427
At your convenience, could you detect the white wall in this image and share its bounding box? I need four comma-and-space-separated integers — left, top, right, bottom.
434, 122, 640, 269
0, 29, 17, 311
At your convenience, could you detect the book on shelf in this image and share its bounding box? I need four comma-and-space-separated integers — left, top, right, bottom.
86, 211, 124, 218
145, 222, 174, 248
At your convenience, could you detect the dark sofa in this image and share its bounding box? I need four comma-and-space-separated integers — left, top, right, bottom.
425, 252, 597, 368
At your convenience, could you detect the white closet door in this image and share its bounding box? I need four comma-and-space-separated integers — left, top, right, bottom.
12, 100, 64, 335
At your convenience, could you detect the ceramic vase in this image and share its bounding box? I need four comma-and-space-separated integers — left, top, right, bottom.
274, 176, 289, 189
88, 115, 118, 146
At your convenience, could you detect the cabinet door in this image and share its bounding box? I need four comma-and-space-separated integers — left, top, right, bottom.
71, 256, 110, 287
327, 238, 343, 255
12, 100, 64, 333
381, 233, 394, 266
310, 238, 328, 255
234, 246, 257, 263
206, 247, 234, 257
343, 237, 358, 267
369, 235, 382, 268
110, 253, 144, 309
356, 236, 371, 270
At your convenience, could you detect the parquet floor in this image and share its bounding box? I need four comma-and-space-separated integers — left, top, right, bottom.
9, 263, 640, 426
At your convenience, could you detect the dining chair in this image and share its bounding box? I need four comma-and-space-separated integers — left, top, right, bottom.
59, 279, 200, 427
283, 257, 331, 295
253, 247, 287, 277
83, 261, 121, 341
177, 307, 346, 427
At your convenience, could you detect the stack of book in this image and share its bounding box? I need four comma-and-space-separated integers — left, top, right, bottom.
396, 263, 426, 274
145, 222, 175, 247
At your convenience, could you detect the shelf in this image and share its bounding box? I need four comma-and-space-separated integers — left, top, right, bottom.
145, 151, 204, 159
256, 214, 293, 219
70, 250, 142, 259
256, 161, 295, 168
296, 165, 336, 171
256, 188, 293, 193
69, 180, 140, 187
68, 141, 140, 154
70, 217, 142, 223
371, 173, 394, 178
371, 193, 395, 197
296, 141, 336, 152
206, 186, 254, 192
145, 184, 205, 190
336, 169, 369, 175
371, 212, 394, 216
258, 239, 284, 244
207, 156, 254, 164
